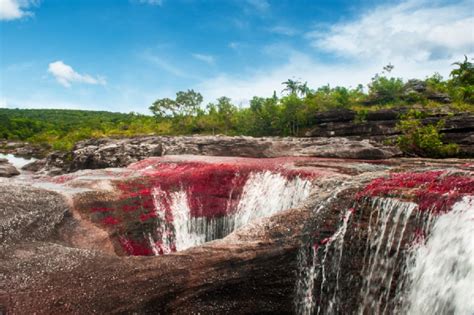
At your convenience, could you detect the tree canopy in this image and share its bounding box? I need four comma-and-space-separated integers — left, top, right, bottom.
1, 57, 472, 154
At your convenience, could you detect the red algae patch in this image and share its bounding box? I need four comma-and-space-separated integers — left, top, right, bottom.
122, 156, 335, 219
357, 170, 474, 213
74, 156, 334, 256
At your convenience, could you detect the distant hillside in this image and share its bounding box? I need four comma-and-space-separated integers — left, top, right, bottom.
0, 108, 158, 150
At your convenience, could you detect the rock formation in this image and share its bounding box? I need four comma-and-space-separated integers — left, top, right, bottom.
0, 158, 19, 177
1, 156, 472, 314
305, 109, 474, 156
25, 135, 400, 175
14, 108, 473, 176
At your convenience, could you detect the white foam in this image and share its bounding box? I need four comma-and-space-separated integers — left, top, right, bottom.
404, 196, 474, 315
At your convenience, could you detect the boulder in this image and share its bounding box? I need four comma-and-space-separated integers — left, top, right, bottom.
0, 184, 68, 250
0, 158, 19, 177
313, 109, 356, 123
0, 141, 50, 159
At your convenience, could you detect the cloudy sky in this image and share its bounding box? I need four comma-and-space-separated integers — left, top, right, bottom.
0, 0, 473, 113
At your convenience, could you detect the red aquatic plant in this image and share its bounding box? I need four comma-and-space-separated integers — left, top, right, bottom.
87, 156, 329, 256
357, 170, 474, 213
102, 216, 120, 226
119, 237, 154, 256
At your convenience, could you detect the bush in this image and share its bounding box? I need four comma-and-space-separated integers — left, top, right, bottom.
396, 110, 459, 158
448, 56, 474, 104
368, 75, 404, 104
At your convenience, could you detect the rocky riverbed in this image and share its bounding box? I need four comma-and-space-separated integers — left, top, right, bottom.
19, 135, 401, 176
1, 153, 472, 314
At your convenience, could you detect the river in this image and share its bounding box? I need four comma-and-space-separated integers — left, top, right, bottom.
0, 153, 36, 169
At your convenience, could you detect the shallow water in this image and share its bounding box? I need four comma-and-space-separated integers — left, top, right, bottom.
0, 153, 36, 169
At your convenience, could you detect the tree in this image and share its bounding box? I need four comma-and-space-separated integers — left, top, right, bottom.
368, 75, 404, 104
396, 110, 459, 158
149, 98, 178, 119
216, 97, 237, 133
282, 79, 310, 97
451, 56, 474, 86
248, 96, 281, 136
175, 89, 203, 116
449, 56, 474, 103
281, 94, 306, 136
149, 89, 203, 119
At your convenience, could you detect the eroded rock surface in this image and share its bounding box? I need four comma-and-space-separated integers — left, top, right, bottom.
1, 156, 472, 314
0, 158, 20, 177
29, 135, 400, 175
305, 109, 474, 156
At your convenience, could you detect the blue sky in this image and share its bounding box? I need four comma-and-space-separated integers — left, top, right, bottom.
0, 0, 473, 113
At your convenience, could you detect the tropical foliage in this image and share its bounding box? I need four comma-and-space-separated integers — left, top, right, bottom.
1, 58, 472, 155
396, 110, 459, 158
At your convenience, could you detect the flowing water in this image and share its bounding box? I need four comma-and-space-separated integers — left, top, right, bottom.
294, 184, 349, 315
294, 193, 474, 315
0, 153, 35, 169
150, 171, 313, 253
401, 196, 474, 315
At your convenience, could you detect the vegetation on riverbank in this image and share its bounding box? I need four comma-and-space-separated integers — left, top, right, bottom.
1, 58, 472, 156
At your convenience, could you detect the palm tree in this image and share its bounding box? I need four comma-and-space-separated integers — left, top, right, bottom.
282, 79, 310, 97
282, 79, 300, 95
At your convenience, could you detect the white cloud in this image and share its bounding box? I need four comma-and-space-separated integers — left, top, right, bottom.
267, 25, 297, 36
142, 52, 189, 78
197, 50, 461, 106
48, 61, 106, 88
308, 0, 474, 62
0, 98, 7, 108
137, 0, 163, 5
245, 0, 269, 12
196, 1, 474, 105
0, 0, 38, 21
192, 53, 215, 65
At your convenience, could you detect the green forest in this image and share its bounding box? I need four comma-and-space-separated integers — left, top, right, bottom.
1, 58, 473, 155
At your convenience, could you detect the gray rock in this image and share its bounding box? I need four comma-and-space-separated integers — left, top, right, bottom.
305, 109, 474, 157
0, 159, 20, 177
0, 184, 68, 249
62, 136, 400, 173
27, 135, 402, 175
22, 159, 47, 172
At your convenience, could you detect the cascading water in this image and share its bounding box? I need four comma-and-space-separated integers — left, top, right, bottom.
400, 196, 474, 315
233, 172, 312, 230
294, 184, 349, 315
294, 185, 474, 314
150, 170, 312, 253
295, 196, 416, 315
150, 188, 207, 254
359, 198, 415, 314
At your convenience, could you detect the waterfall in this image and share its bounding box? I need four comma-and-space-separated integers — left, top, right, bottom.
232, 172, 312, 230
295, 196, 417, 315
401, 196, 474, 315
294, 184, 349, 315
295, 189, 474, 314
151, 188, 207, 253
150, 171, 312, 253
358, 198, 415, 314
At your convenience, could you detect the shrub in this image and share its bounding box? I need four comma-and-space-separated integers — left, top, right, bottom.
396, 110, 459, 158
448, 56, 474, 104
368, 75, 404, 104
